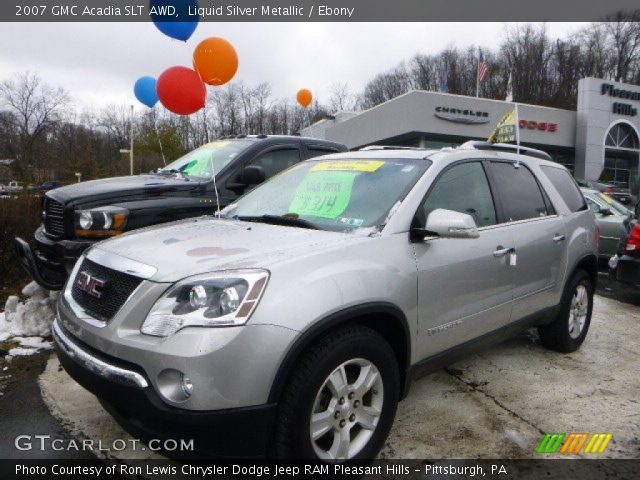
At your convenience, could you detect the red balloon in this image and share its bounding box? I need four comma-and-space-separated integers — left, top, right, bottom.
157, 66, 206, 115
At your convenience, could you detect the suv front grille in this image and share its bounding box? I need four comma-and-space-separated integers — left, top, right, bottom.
44, 197, 66, 238
71, 258, 144, 321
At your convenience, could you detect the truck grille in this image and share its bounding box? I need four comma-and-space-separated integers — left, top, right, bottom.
71, 258, 144, 321
44, 197, 66, 238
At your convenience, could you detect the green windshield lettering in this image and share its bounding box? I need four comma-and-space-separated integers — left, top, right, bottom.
289, 171, 357, 219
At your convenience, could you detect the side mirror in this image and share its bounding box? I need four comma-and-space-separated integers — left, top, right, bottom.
226, 166, 267, 194
599, 207, 614, 216
411, 208, 480, 241
241, 165, 266, 186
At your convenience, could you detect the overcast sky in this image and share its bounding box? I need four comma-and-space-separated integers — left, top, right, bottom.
0, 22, 588, 112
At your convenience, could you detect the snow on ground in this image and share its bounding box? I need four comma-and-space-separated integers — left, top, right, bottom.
0, 281, 58, 356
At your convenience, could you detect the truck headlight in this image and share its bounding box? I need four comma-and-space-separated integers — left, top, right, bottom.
74, 206, 128, 237
141, 269, 270, 337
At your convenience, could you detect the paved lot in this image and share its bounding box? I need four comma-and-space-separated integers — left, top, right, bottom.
37, 284, 640, 460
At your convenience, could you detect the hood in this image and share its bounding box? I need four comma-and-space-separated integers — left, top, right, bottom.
93, 218, 365, 282
47, 175, 203, 205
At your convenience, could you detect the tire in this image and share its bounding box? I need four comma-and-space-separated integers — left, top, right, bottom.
538, 270, 593, 353
273, 325, 399, 461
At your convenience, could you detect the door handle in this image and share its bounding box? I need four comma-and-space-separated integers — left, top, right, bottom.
493, 246, 513, 257
553, 234, 566, 242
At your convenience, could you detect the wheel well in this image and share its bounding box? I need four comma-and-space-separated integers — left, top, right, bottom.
268, 305, 411, 404
574, 254, 598, 290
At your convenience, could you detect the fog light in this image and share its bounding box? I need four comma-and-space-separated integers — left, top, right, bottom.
181, 375, 194, 397
157, 369, 194, 403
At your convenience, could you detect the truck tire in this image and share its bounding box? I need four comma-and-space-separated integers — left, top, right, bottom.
273, 325, 399, 461
538, 270, 593, 353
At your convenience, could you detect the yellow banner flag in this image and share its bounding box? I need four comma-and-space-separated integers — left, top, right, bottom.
488, 106, 518, 144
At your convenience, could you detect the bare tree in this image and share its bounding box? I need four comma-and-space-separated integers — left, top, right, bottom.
0, 72, 70, 180
328, 82, 357, 112
601, 11, 640, 82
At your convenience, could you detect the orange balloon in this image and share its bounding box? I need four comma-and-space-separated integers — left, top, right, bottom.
297, 89, 313, 108
193, 37, 239, 86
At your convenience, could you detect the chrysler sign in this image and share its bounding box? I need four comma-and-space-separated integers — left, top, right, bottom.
434, 107, 490, 124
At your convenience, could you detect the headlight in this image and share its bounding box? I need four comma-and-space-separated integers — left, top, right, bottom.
74, 206, 128, 237
141, 269, 270, 337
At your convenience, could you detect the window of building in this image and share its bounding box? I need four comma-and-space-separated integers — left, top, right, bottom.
606, 123, 639, 150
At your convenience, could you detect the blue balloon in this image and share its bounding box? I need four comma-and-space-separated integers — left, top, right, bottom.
149, 0, 199, 42
134, 76, 159, 108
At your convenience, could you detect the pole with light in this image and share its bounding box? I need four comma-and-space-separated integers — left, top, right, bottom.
119, 105, 134, 175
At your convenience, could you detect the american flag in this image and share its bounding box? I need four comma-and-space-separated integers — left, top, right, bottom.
478, 51, 489, 82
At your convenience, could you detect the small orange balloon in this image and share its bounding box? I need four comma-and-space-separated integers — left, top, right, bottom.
193, 37, 239, 86
297, 89, 313, 108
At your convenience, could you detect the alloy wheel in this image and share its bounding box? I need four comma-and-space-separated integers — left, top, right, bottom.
309, 358, 384, 460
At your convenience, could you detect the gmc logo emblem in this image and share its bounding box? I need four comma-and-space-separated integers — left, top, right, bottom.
76, 271, 106, 298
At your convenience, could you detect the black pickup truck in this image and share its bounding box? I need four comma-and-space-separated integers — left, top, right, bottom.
15, 135, 346, 290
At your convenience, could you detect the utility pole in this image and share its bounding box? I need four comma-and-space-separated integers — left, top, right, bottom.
130, 104, 134, 175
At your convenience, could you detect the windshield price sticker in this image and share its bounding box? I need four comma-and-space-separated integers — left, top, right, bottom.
289, 171, 357, 219
183, 155, 210, 176
311, 160, 385, 173
601, 194, 615, 204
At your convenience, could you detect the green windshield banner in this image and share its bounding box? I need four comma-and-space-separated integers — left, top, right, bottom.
289, 171, 358, 219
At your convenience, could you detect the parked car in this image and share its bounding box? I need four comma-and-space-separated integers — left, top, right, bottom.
53, 141, 597, 461
15, 135, 346, 290
576, 178, 632, 204
5, 180, 24, 194
609, 219, 640, 288
581, 188, 632, 261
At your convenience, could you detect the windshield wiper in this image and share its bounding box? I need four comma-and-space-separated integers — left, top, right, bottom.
233, 214, 320, 230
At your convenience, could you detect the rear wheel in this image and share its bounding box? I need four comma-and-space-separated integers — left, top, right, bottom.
273, 325, 399, 460
538, 270, 593, 353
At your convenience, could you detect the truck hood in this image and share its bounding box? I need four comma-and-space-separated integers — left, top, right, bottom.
47, 174, 202, 205
93, 217, 366, 282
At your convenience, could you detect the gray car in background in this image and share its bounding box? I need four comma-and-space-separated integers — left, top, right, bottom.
52, 141, 598, 461
581, 188, 632, 260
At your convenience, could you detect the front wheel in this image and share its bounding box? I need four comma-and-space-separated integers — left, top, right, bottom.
538, 270, 593, 353
273, 325, 399, 461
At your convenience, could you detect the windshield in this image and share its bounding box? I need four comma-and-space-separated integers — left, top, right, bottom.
158, 139, 254, 179
596, 192, 632, 216
223, 158, 430, 231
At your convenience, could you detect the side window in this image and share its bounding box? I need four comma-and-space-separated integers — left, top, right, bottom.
307, 147, 338, 159
420, 162, 497, 228
490, 162, 550, 222
248, 148, 301, 179
539, 165, 587, 213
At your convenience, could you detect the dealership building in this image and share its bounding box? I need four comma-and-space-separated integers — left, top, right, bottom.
301, 77, 640, 189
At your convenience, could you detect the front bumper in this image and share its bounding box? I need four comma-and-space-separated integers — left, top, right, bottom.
15, 225, 93, 290
53, 319, 278, 458
609, 254, 640, 287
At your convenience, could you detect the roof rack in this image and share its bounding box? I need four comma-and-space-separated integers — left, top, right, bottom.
460, 141, 551, 161
359, 145, 427, 151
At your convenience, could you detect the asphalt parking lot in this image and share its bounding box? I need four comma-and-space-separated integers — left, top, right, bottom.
32, 273, 639, 461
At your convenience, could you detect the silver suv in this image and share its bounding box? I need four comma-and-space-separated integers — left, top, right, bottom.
53, 141, 598, 461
